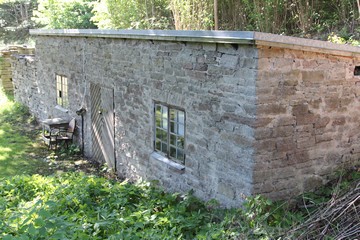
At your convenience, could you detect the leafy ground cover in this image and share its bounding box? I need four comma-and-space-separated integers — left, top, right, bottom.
0, 88, 359, 239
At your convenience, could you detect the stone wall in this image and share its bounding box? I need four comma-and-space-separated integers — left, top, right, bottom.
253, 46, 360, 200
29, 35, 258, 207
12, 55, 40, 116
1, 46, 35, 93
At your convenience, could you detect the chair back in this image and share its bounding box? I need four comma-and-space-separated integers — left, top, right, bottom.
68, 118, 76, 135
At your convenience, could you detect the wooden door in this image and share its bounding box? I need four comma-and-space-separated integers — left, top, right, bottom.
90, 83, 115, 170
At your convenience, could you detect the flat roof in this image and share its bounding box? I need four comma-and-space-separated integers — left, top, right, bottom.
30, 29, 360, 57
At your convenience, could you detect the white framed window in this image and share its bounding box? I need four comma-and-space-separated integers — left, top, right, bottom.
56, 74, 68, 108
154, 103, 185, 165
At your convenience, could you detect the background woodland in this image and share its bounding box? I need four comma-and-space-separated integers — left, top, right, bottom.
1, 0, 360, 43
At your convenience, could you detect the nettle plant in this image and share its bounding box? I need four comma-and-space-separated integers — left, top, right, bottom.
0, 172, 303, 239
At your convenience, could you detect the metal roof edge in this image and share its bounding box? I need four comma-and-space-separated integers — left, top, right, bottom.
29, 29, 255, 44
29, 29, 360, 56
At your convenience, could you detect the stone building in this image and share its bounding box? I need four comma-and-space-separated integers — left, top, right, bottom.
12, 29, 360, 206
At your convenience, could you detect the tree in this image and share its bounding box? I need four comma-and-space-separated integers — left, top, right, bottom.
92, 0, 173, 29
33, 0, 97, 29
214, 0, 218, 30
0, 0, 38, 43
169, 0, 214, 30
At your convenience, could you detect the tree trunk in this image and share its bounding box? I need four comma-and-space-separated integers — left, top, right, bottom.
214, 0, 218, 30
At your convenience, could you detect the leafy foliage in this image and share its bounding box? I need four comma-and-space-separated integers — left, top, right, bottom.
92, 0, 172, 29
0, 0, 39, 43
169, 0, 213, 30
33, 0, 97, 29
0, 173, 304, 239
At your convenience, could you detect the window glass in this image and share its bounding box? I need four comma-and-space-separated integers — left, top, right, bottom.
154, 103, 185, 164
56, 74, 68, 108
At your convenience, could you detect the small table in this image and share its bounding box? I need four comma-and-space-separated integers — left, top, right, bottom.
41, 118, 70, 149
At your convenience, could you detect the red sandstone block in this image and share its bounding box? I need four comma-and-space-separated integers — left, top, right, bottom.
309, 98, 322, 109
258, 47, 285, 59
315, 117, 330, 129
273, 58, 295, 71
332, 116, 346, 126
257, 103, 287, 115
297, 137, 316, 149
272, 86, 297, 98
275, 116, 296, 126
254, 139, 277, 153
272, 126, 294, 138
302, 70, 325, 86
296, 113, 319, 126
276, 137, 296, 152
324, 97, 340, 110
302, 59, 319, 69
283, 49, 305, 59
254, 127, 272, 140
315, 133, 334, 143
292, 103, 308, 116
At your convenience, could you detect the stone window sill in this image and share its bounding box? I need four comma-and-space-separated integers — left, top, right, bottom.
150, 152, 185, 172
55, 105, 69, 113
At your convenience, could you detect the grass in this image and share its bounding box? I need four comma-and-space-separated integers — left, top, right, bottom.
0, 90, 50, 177
0, 89, 99, 177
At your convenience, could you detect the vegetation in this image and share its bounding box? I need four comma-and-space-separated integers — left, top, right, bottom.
92, 0, 172, 30
0, 0, 39, 44
0, 90, 49, 177
33, 0, 97, 29
1, 0, 360, 43
0, 88, 359, 239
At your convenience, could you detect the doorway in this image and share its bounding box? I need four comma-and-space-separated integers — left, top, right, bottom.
90, 83, 116, 170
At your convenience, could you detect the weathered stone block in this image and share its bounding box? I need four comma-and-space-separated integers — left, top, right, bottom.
220, 54, 239, 69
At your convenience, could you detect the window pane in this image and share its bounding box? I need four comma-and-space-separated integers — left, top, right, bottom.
156, 105, 162, 115
177, 136, 185, 149
161, 143, 168, 154
170, 121, 175, 134
162, 119, 168, 130
155, 107, 162, 128
155, 139, 161, 151
177, 149, 184, 162
155, 128, 161, 139
160, 130, 167, 142
170, 147, 176, 158
170, 134, 176, 146
178, 123, 184, 136
178, 111, 185, 123
170, 109, 176, 121
162, 106, 168, 118
63, 77, 68, 107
